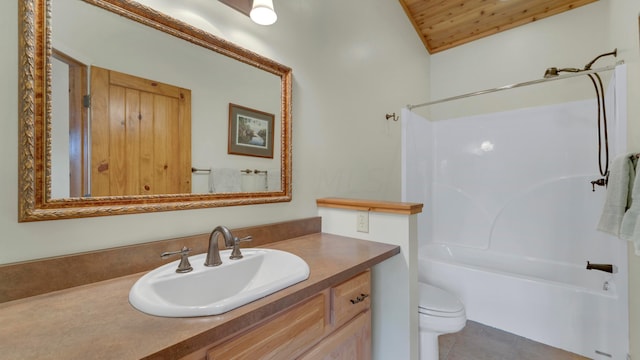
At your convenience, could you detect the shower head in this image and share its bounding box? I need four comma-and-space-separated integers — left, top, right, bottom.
543, 49, 618, 78
543, 67, 581, 78
542, 49, 617, 181
543, 67, 558, 78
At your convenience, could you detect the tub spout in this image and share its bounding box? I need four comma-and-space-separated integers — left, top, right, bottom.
590, 178, 607, 192
586, 261, 617, 274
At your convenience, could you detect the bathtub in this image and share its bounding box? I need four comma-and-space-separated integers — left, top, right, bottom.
419, 243, 628, 360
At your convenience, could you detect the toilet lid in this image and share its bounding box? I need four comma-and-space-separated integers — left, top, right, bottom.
418, 283, 464, 315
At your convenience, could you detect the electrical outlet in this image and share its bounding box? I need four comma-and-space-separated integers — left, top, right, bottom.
356, 211, 369, 233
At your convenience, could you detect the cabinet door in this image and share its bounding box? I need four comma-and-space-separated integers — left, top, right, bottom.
298, 310, 371, 360
207, 294, 326, 360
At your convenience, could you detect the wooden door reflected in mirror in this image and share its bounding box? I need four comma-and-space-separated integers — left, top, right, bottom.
89, 66, 192, 197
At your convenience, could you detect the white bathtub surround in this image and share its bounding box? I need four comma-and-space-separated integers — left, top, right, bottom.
403, 66, 628, 359
421, 242, 627, 359
317, 198, 422, 360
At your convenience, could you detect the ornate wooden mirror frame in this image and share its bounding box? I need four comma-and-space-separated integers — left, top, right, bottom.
18, 0, 292, 221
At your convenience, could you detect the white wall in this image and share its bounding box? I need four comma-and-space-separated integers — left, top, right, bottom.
0, 0, 428, 264
609, 2, 640, 357
51, 58, 71, 198
426, 0, 640, 356
318, 207, 419, 360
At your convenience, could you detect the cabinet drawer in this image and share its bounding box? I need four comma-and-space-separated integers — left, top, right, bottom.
298, 310, 371, 360
207, 294, 326, 360
331, 271, 370, 328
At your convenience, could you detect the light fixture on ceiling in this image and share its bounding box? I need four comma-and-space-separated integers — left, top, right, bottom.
250, 0, 277, 26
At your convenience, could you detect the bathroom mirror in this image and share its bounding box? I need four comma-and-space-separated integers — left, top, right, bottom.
18, 0, 292, 221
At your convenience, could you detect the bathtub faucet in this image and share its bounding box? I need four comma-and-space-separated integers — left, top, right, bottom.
590, 177, 607, 192
586, 261, 617, 274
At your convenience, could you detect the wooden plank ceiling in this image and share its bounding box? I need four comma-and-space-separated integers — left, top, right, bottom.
398, 0, 598, 54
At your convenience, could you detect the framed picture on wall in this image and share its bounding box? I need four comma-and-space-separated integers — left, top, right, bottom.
228, 103, 275, 158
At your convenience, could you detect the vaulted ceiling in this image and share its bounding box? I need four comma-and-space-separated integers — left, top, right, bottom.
398, 0, 598, 54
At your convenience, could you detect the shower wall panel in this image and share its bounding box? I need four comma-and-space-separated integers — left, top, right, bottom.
402, 66, 629, 358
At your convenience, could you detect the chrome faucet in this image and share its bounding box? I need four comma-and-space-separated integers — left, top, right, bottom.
205, 225, 236, 266
161, 246, 193, 273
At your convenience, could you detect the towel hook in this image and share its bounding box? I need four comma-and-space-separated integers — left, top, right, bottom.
385, 113, 399, 121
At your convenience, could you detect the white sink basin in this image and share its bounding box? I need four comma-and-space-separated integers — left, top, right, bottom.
129, 248, 310, 317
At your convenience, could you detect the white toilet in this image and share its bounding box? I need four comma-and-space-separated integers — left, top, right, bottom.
418, 282, 467, 360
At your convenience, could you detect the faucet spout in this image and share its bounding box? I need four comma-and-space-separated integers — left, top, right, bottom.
586, 261, 617, 274
205, 225, 235, 267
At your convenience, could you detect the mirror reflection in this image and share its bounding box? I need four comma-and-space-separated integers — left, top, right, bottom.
50, 0, 282, 198
18, 0, 292, 221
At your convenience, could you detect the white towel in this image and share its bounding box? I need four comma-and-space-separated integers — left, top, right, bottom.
256, 172, 268, 191
209, 168, 242, 193
240, 172, 268, 192
620, 156, 640, 254
597, 154, 635, 236
267, 169, 281, 191
240, 173, 255, 192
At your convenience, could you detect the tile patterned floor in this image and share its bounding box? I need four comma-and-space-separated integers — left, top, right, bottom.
438, 321, 590, 360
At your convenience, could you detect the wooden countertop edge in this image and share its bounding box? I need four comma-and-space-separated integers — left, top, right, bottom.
316, 197, 423, 215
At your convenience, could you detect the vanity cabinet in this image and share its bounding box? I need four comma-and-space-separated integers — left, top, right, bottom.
299, 271, 371, 360
206, 294, 326, 359
198, 271, 371, 360
298, 311, 370, 360
0, 219, 402, 359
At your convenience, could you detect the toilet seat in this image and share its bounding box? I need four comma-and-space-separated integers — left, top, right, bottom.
418, 283, 465, 318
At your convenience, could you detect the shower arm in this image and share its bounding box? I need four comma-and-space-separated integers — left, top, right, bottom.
584, 49, 618, 71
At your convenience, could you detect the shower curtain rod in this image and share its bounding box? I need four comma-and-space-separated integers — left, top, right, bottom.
406, 61, 623, 110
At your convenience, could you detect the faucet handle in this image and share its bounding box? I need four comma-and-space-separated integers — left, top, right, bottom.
230, 236, 253, 260
160, 246, 193, 273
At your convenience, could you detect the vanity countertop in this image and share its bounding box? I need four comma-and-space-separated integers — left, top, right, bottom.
0, 233, 399, 359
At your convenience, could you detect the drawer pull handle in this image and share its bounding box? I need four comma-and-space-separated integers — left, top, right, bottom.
350, 293, 369, 304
